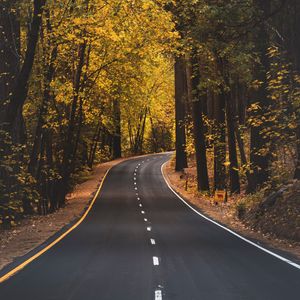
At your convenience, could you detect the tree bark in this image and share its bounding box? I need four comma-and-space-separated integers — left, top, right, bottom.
59, 41, 87, 206
29, 46, 58, 176
0, 0, 26, 144
221, 62, 240, 194
294, 122, 300, 179
112, 98, 122, 159
175, 56, 188, 171
226, 91, 240, 194
186, 55, 210, 192
213, 92, 226, 191
2, 0, 46, 132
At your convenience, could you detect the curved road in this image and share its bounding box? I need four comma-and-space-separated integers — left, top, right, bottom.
0, 154, 299, 299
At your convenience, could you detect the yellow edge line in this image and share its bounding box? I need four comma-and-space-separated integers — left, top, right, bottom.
0, 168, 111, 284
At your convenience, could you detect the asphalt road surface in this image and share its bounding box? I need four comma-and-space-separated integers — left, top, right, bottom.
0, 153, 299, 300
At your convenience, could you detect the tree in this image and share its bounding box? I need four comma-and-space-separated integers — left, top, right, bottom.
189, 54, 210, 192
175, 57, 188, 171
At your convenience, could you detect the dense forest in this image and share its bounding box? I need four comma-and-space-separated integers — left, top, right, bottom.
0, 0, 176, 227
0, 0, 299, 228
173, 0, 300, 196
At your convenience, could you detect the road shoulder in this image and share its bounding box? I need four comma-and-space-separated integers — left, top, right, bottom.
0, 158, 125, 273
162, 160, 300, 263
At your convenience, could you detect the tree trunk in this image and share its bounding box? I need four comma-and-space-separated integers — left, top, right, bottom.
88, 122, 101, 168
294, 123, 300, 179
226, 91, 240, 194
0, 0, 26, 144
221, 62, 240, 194
2, 0, 46, 132
174, 56, 188, 171
112, 98, 122, 159
149, 110, 158, 153
59, 41, 87, 206
29, 46, 58, 176
186, 55, 210, 192
213, 93, 226, 191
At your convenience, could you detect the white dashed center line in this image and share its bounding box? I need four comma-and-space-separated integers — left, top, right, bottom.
134, 158, 163, 299
155, 290, 162, 300
153, 256, 159, 266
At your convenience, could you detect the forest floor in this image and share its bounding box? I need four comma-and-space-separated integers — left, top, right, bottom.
0, 158, 126, 272
164, 159, 300, 261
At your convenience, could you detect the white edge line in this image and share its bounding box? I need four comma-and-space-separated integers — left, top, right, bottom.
161, 161, 300, 270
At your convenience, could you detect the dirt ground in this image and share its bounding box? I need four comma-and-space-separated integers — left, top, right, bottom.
0, 158, 125, 272
163, 160, 300, 260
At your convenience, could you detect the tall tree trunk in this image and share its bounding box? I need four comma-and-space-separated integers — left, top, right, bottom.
221, 62, 240, 194
138, 107, 148, 154
112, 98, 122, 159
149, 111, 158, 153
226, 91, 240, 194
213, 93, 226, 191
133, 107, 147, 155
1, 0, 46, 134
59, 41, 86, 206
0, 1, 20, 104
174, 56, 188, 171
88, 124, 101, 168
71, 44, 91, 169
294, 123, 300, 180
29, 46, 58, 176
186, 55, 210, 192
0, 0, 26, 144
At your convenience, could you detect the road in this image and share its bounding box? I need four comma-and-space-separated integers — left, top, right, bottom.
0, 154, 299, 299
